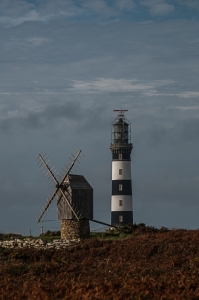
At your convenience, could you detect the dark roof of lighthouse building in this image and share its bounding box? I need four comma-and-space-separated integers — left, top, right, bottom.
66, 174, 93, 190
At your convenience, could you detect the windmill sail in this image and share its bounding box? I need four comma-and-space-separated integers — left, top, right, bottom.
36, 149, 83, 223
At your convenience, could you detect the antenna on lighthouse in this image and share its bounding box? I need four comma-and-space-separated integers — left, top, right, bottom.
113, 109, 128, 112
110, 110, 133, 226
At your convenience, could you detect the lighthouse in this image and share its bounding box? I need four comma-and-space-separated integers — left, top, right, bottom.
110, 110, 133, 225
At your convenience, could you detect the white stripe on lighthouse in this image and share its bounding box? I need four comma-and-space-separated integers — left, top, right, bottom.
112, 161, 131, 180
111, 195, 132, 211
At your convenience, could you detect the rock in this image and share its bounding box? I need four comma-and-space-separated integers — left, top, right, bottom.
36, 239, 47, 245
29, 239, 36, 244
0, 237, 80, 250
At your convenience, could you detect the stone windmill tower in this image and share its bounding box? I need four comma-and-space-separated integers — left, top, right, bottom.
36, 150, 93, 240
110, 110, 133, 225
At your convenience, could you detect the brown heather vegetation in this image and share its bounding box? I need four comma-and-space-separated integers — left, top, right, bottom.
1, 225, 199, 299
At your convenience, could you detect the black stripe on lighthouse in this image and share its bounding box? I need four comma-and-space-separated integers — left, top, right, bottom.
111, 211, 133, 225
112, 180, 132, 195
112, 153, 131, 160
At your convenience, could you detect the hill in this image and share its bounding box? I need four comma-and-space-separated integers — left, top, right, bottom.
1, 225, 199, 299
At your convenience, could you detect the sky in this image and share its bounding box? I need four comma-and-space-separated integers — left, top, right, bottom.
1, 0, 199, 235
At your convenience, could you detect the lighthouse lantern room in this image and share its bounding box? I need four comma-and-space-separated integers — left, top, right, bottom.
110, 110, 133, 225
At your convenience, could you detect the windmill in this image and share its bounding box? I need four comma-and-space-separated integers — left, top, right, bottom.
36, 148, 117, 239
36, 149, 93, 239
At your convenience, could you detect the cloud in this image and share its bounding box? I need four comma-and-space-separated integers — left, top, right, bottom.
38, 0, 79, 15
0, 0, 135, 27
0, 100, 108, 134
0, 0, 197, 29
172, 106, 199, 111
81, 0, 118, 17
115, 0, 135, 11
80, 0, 136, 17
141, 0, 174, 16
26, 37, 51, 47
0, 102, 81, 132
178, 92, 199, 98
0, 10, 53, 27
176, 0, 199, 11
0, 0, 34, 17
0, 0, 78, 27
71, 78, 174, 93
146, 118, 199, 146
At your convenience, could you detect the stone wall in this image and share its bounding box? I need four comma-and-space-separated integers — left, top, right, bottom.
0, 238, 80, 250
61, 219, 90, 240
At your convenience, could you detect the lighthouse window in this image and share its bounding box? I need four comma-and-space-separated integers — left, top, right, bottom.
119, 215, 123, 222
119, 184, 123, 191
119, 169, 122, 175
118, 154, 122, 160
119, 200, 123, 206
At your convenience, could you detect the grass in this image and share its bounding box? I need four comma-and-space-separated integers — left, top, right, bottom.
2, 225, 199, 299
91, 231, 131, 240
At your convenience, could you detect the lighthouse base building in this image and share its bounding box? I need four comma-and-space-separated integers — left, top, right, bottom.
110, 110, 133, 225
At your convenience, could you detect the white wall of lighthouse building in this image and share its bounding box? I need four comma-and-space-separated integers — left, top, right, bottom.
111, 195, 132, 211
112, 160, 131, 180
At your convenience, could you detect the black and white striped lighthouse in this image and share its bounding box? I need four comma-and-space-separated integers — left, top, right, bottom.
110, 110, 133, 225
